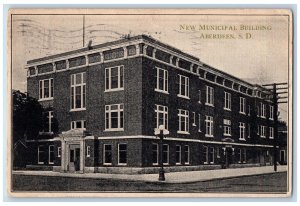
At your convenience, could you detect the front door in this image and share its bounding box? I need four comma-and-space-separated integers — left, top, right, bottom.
69, 144, 80, 172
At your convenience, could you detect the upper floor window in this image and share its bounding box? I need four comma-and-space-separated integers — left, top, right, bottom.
224, 92, 231, 110
155, 105, 168, 130
39, 78, 53, 100
260, 103, 266, 118
239, 97, 246, 114
206, 86, 214, 106
71, 120, 86, 130
205, 115, 214, 137
260, 125, 266, 138
269, 105, 274, 120
105, 65, 124, 91
43, 111, 53, 133
178, 75, 189, 98
198, 90, 202, 103
223, 119, 231, 136
105, 104, 124, 131
178, 109, 189, 134
71, 72, 86, 110
239, 122, 246, 140
269, 127, 274, 139
155, 67, 168, 93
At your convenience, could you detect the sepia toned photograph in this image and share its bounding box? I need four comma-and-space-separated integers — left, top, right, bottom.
7, 8, 293, 197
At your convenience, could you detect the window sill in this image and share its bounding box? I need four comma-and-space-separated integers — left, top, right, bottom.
205, 103, 214, 107
260, 116, 266, 119
198, 130, 202, 133
204, 162, 208, 165
223, 134, 232, 137
210, 162, 214, 164
38, 162, 44, 165
269, 118, 274, 121
70, 108, 86, 112
198, 101, 202, 104
260, 136, 266, 138
155, 89, 169, 94
176, 163, 181, 165
86, 155, 91, 158
105, 88, 124, 92
163, 163, 169, 166
117, 163, 127, 166
192, 123, 196, 127
269, 137, 274, 139
239, 138, 246, 141
184, 162, 190, 165
177, 94, 190, 100
177, 131, 190, 135
38, 97, 54, 102
103, 163, 112, 166
224, 108, 231, 111
239, 112, 246, 115
205, 135, 214, 138
152, 163, 159, 166
48, 162, 54, 165
104, 129, 124, 132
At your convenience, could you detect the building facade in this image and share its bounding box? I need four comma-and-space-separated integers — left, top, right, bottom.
24, 35, 277, 174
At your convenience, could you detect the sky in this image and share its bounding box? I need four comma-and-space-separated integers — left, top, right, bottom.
11, 12, 290, 121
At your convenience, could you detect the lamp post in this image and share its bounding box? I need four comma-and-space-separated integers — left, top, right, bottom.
154, 125, 169, 181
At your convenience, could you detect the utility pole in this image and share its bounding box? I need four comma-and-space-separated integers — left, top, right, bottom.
262, 82, 288, 172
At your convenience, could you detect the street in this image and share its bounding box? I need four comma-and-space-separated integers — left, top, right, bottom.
12, 171, 287, 193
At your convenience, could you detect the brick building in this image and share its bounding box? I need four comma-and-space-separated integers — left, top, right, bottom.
24, 35, 276, 174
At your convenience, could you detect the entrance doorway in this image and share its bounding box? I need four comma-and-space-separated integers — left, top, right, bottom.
69, 144, 80, 172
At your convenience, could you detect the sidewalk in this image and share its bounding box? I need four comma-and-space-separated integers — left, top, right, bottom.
13, 165, 287, 183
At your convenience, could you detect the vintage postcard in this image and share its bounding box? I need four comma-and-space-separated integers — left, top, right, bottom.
7, 8, 293, 198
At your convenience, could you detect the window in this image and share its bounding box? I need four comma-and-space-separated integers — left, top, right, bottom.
103, 144, 112, 165
184, 145, 190, 164
86, 146, 91, 157
105, 104, 124, 131
38, 145, 44, 164
155, 67, 168, 93
57, 147, 61, 157
239, 97, 246, 114
248, 105, 251, 116
205, 116, 214, 137
198, 90, 202, 103
155, 105, 168, 130
269, 127, 274, 139
198, 114, 202, 132
223, 119, 231, 136
49, 145, 54, 164
192, 112, 196, 126
118, 143, 127, 165
239, 122, 246, 140
216, 147, 220, 158
256, 105, 260, 117
269, 105, 274, 120
238, 148, 247, 163
178, 109, 189, 134
224, 92, 231, 110
260, 103, 266, 118
105, 65, 124, 91
260, 125, 266, 138
39, 78, 53, 100
152, 144, 158, 165
176, 145, 181, 165
248, 123, 251, 138
206, 86, 214, 106
178, 75, 189, 98
71, 120, 86, 130
71, 72, 86, 110
163, 144, 169, 165
44, 111, 53, 133
209, 147, 214, 164
203, 146, 208, 164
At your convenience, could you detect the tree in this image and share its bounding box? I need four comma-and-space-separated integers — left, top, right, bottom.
13, 90, 45, 142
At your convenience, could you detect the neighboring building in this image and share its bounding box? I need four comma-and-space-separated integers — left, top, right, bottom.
24, 35, 277, 174
278, 121, 288, 165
